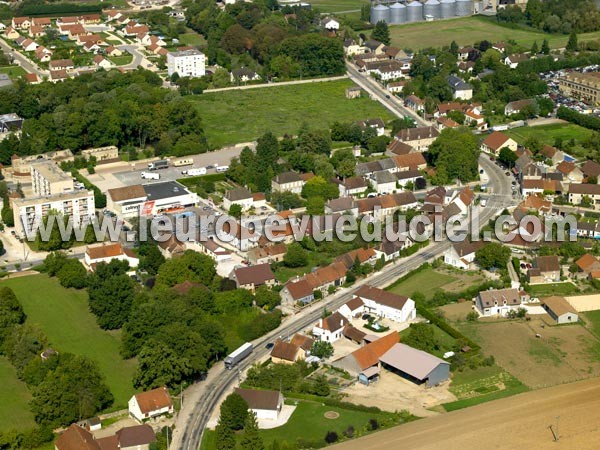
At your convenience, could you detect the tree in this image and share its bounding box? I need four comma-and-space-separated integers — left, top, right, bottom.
138, 244, 166, 275
155, 250, 216, 288
310, 341, 334, 359
498, 146, 518, 168
449, 40, 458, 56
306, 196, 325, 216
219, 393, 249, 431
56, 259, 87, 289
0, 287, 25, 344
215, 419, 236, 450
371, 20, 390, 45
254, 285, 280, 310
475, 242, 511, 270
325, 431, 339, 444
301, 176, 339, 200
428, 128, 480, 184
541, 39, 550, 55
530, 40, 539, 54
229, 203, 242, 219
133, 340, 194, 389
256, 131, 279, 171
239, 412, 264, 450
403, 324, 437, 353
330, 149, 355, 178
566, 31, 578, 52
283, 243, 308, 268
88, 260, 136, 329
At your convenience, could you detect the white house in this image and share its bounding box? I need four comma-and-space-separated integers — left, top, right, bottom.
447, 75, 473, 100
338, 296, 365, 320
313, 312, 348, 342
223, 187, 253, 211
352, 285, 416, 323
84, 242, 139, 270
321, 17, 339, 31
234, 388, 284, 422
443, 240, 483, 270
128, 387, 173, 423
370, 171, 397, 194
475, 288, 523, 317
271, 171, 304, 194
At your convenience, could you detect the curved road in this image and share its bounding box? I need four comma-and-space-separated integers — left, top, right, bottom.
174, 156, 513, 450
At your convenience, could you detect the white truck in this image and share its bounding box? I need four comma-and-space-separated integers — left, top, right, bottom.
148, 159, 169, 171
182, 167, 207, 176
224, 342, 253, 369
141, 171, 160, 180
216, 165, 229, 173
173, 158, 194, 167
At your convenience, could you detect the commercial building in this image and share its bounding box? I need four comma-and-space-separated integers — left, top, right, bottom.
13, 189, 95, 237
559, 71, 600, 105
106, 181, 198, 217
30, 160, 74, 196
166, 49, 206, 78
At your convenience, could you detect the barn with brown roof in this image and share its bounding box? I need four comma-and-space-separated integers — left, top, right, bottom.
331, 332, 399, 376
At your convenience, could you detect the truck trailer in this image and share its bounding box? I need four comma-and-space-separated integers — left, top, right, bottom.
173, 158, 194, 167
182, 167, 207, 176
224, 342, 253, 369
148, 159, 169, 170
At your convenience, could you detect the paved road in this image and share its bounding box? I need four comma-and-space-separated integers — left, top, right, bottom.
173, 155, 513, 450
118, 44, 155, 71
332, 377, 600, 450
203, 75, 349, 93
0, 36, 48, 78
345, 62, 431, 127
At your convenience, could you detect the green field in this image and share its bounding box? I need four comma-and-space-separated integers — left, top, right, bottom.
527, 282, 580, 297
189, 79, 393, 148
201, 400, 396, 449
505, 123, 594, 158
310, 0, 367, 13
0, 65, 27, 79
583, 310, 600, 338
0, 357, 35, 432
179, 29, 207, 47
387, 266, 484, 300
0, 275, 136, 409
389, 16, 600, 51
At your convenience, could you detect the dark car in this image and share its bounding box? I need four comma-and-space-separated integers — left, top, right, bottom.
505, 171, 511, 176
361, 313, 371, 321
265, 342, 274, 350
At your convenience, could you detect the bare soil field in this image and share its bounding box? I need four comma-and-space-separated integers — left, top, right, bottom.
332, 377, 600, 450
458, 318, 600, 388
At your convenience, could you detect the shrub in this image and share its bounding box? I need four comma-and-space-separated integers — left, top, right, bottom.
324, 431, 339, 444
368, 418, 379, 431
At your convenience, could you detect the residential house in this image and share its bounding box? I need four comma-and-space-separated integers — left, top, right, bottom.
231, 67, 261, 83
530, 255, 561, 282
521, 178, 562, 196
556, 161, 584, 184
344, 39, 365, 56
24, 73, 40, 84
338, 297, 366, 320
247, 243, 286, 265
504, 98, 535, 116
128, 386, 173, 423
3, 27, 20, 40
339, 176, 368, 197
56, 424, 156, 450
105, 45, 123, 57
81, 14, 102, 24
290, 334, 314, 354
280, 279, 315, 305
28, 25, 44, 38
353, 285, 416, 323
492, 41, 507, 53
141, 34, 166, 47
334, 247, 377, 270
84, 242, 139, 270
447, 75, 473, 100
93, 55, 112, 70
197, 239, 231, 262
387, 80, 408, 93
49, 59, 74, 71
271, 171, 304, 194
357, 118, 385, 136
577, 220, 600, 239
270, 340, 305, 364
393, 152, 427, 171
31, 17, 51, 27
157, 235, 186, 258
374, 235, 412, 261
234, 388, 284, 421
394, 126, 439, 152
504, 53, 529, 69
331, 332, 399, 377
231, 263, 276, 292
34, 46, 51, 62
364, 60, 404, 81
436, 116, 460, 131
568, 183, 600, 209
464, 108, 487, 131
356, 192, 418, 220
581, 160, 600, 180
364, 39, 385, 54
475, 288, 522, 316
404, 95, 425, 113
21, 39, 38, 52
321, 17, 339, 30
325, 197, 359, 216
575, 253, 600, 276
56, 16, 79, 26
312, 312, 349, 342
457, 46, 476, 61
223, 187, 253, 211
49, 70, 69, 82
540, 145, 565, 166
386, 140, 414, 156
443, 240, 484, 270
396, 169, 422, 187
11, 17, 31, 30
304, 261, 347, 295
480, 131, 518, 154
457, 60, 476, 73
542, 296, 579, 324
370, 170, 397, 194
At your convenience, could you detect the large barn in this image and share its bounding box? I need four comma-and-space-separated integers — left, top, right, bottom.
379, 343, 450, 387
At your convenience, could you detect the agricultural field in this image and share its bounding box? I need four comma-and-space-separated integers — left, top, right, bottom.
189, 79, 394, 148
389, 16, 600, 51
505, 123, 594, 158
309, 0, 367, 13
0, 275, 136, 409
457, 317, 600, 389
0, 357, 35, 432
387, 266, 485, 300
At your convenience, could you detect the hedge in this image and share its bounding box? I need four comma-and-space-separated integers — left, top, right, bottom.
557, 106, 600, 131
19, 3, 102, 16
70, 170, 107, 209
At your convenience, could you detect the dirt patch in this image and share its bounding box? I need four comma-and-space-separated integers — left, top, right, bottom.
458, 318, 600, 389
341, 371, 456, 417
437, 302, 474, 322
324, 411, 340, 419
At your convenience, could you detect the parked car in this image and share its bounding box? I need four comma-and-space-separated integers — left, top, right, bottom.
265, 342, 274, 350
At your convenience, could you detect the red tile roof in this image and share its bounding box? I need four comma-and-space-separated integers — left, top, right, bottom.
133, 386, 172, 414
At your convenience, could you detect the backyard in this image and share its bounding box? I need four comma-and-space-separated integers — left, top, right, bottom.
0, 275, 136, 409
505, 123, 594, 158
527, 282, 580, 297
189, 79, 393, 148
389, 16, 600, 51
0, 357, 35, 432
0, 65, 27, 80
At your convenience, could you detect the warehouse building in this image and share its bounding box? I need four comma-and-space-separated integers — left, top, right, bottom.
379, 343, 450, 387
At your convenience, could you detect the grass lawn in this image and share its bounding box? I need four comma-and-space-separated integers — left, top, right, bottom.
389, 16, 600, 51
0, 357, 35, 432
0, 275, 136, 409
179, 29, 207, 47
202, 400, 396, 449
189, 79, 394, 148
583, 310, 600, 339
108, 54, 133, 66
0, 65, 27, 79
310, 0, 367, 13
527, 282, 580, 297
505, 123, 594, 158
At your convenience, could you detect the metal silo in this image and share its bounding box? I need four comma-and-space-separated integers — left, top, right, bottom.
370, 4, 391, 24
440, 0, 456, 18
389, 3, 407, 24
455, 0, 472, 16
406, 1, 424, 22
423, 0, 441, 19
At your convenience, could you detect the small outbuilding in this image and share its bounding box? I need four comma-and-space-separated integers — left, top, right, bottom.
379, 343, 450, 387
542, 296, 579, 324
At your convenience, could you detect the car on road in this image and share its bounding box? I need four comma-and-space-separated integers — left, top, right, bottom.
505, 171, 511, 176
265, 342, 274, 350
206, 165, 215, 169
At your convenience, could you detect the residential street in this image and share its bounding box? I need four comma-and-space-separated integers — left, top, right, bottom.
0, 36, 48, 78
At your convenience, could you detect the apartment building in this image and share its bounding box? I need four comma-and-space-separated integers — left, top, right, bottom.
166, 49, 206, 78
559, 71, 600, 106
30, 160, 74, 196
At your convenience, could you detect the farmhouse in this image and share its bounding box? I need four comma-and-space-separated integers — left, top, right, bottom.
128, 386, 173, 423
234, 388, 284, 421
394, 126, 439, 152
84, 242, 139, 270
575, 253, 600, 275
568, 183, 600, 209
475, 288, 522, 317
532, 255, 561, 282
352, 285, 416, 323
379, 343, 450, 387
331, 332, 399, 377
542, 296, 579, 324
313, 312, 349, 342
231, 263, 276, 292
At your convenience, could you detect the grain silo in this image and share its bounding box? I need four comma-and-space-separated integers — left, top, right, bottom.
423, 0, 441, 19
389, 2, 407, 24
455, 0, 472, 16
440, 0, 456, 18
371, 3, 391, 24
406, 0, 424, 22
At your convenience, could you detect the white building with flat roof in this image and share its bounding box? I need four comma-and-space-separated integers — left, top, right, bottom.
167, 49, 206, 78
30, 160, 74, 197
